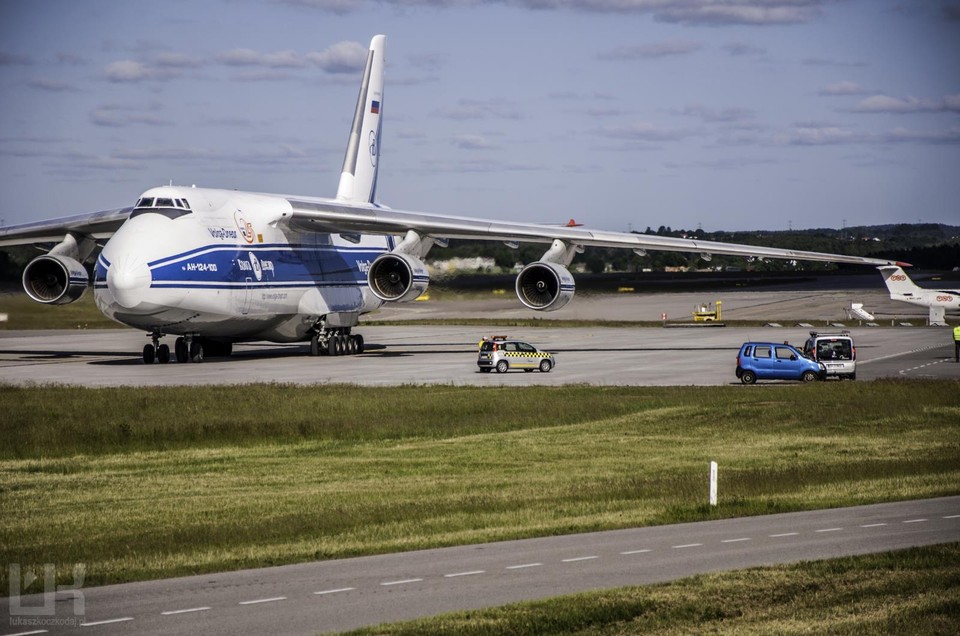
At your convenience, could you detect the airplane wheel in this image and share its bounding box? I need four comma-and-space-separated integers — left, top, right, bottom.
310, 334, 320, 357
354, 334, 364, 354
347, 336, 357, 355
336, 336, 346, 356
175, 337, 188, 363
157, 344, 171, 364
142, 344, 155, 364
190, 341, 204, 363
327, 337, 337, 356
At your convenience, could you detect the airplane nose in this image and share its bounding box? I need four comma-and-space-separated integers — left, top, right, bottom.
107, 254, 152, 309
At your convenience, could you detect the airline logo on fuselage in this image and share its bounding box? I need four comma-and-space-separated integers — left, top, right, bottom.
356, 259, 372, 274
237, 252, 275, 281
207, 227, 239, 240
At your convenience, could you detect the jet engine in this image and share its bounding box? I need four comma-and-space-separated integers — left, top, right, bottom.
367, 252, 429, 303
22, 254, 89, 304
515, 261, 575, 311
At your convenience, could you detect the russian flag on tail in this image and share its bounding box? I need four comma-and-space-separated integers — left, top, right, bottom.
370, 100, 380, 114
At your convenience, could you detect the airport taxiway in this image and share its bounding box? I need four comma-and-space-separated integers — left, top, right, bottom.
3, 497, 958, 635
0, 322, 955, 386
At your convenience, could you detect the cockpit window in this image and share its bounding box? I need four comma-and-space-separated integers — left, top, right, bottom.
131, 195, 192, 219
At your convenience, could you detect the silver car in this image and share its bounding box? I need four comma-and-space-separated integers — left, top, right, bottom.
477, 338, 555, 373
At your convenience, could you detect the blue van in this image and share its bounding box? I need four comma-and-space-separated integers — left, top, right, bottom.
735, 342, 825, 384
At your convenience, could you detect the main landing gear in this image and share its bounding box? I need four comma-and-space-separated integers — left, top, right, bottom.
143, 332, 231, 364
309, 328, 364, 357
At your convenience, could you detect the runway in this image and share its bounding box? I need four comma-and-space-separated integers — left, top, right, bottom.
3, 497, 958, 635
0, 322, 955, 386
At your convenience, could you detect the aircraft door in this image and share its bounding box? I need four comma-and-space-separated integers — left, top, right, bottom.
242, 277, 252, 315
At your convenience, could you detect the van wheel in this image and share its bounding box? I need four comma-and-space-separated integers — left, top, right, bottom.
740, 370, 756, 384
539, 359, 552, 373
801, 370, 818, 382
496, 360, 509, 374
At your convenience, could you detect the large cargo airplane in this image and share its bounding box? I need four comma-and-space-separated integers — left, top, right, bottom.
0, 35, 908, 364
878, 266, 959, 325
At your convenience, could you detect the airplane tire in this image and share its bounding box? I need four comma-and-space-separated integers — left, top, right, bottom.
347, 337, 357, 355
327, 338, 337, 356
190, 341, 204, 363
310, 334, 320, 357
157, 344, 171, 364
175, 337, 188, 363
142, 344, 155, 364
354, 334, 364, 354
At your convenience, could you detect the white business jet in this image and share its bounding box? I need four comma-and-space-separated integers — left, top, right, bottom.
0, 35, 908, 364
878, 266, 959, 325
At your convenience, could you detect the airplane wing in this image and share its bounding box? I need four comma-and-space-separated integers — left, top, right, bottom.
284, 197, 909, 267
0, 207, 131, 247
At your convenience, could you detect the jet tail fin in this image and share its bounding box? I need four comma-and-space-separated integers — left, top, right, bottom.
878, 265, 921, 299
336, 34, 386, 205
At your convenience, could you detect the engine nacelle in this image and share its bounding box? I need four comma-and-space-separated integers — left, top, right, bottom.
515, 261, 575, 311
22, 254, 89, 305
367, 252, 429, 303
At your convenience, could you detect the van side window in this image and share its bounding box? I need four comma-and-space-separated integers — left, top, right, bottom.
743, 345, 752, 357
755, 346, 771, 358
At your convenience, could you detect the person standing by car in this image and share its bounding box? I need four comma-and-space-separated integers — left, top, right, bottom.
954, 324, 960, 362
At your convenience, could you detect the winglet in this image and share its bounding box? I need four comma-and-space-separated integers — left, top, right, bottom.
336, 35, 386, 204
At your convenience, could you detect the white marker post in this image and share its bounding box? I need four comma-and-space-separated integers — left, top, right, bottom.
709, 461, 718, 507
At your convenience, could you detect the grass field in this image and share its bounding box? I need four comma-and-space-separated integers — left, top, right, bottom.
345, 543, 960, 635
2, 380, 957, 595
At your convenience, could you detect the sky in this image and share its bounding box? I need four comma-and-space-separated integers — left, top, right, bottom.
1, 0, 958, 233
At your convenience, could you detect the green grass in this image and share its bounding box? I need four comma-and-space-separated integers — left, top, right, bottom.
0, 292, 117, 330
345, 543, 960, 636
1, 380, 958, 594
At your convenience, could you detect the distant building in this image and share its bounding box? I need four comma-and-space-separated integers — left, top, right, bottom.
429, 257, 496, 274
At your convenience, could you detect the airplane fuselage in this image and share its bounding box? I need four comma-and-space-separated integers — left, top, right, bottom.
94, 186, 388, 342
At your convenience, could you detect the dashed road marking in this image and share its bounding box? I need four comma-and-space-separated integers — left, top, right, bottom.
903, 518, 927, 524
161, 606, 210, 615
562, 556, 598, 563
314, 587, 355, 596
620, 549, 652, 555
506, 563, 542, 570
815, 528, 843, 533
770, 532, 799, 538
80, 617, 135, 627
239, 596, 286, 605
380, 578, 423, 587
6, 630, 49, 636
721, 538, 752, 543
445, 570, 485, 578
861, 523, 887, 528
945, 515, 960, 519
672, 543, 703, 549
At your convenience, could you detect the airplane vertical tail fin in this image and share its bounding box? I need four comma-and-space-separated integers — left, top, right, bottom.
878, 265, 921, 299
336, 34, 386, 205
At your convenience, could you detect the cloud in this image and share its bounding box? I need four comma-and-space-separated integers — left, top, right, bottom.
278, 0, 827, 26
854, 94, 960, 113
599, 40, 701, 61
722, 42, 767, 57
217, 49, 306, 68
452, 134, 497, 150
90, 104, 172, 128
304, 41, 368, 73
819, 81, 869, 96
105, 60, 176, 82
25, 78, 78, 92
597, 122, 691, 142
435, 99, 523, 121
677, 104, 757, 124
780, 123, 960, 146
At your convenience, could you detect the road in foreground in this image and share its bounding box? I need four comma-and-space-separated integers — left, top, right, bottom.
3, 497, 958, 635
